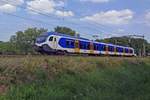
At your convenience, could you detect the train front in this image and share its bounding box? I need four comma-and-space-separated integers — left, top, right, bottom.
34, 32, 54, 54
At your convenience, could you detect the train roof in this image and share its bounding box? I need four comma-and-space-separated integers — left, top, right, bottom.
43, 32, 134, 49
43, 32, 89, 41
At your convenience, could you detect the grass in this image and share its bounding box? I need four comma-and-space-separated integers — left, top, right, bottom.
0, 56, 150, 100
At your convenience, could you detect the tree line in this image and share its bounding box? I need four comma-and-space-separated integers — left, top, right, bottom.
0, 26, 150, 56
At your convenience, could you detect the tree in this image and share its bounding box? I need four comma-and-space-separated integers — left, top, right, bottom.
10, 27, 48, 54
54, 26, 76, 36
146, 44, 150, 55
96, 37, 150, 56
0, 42, 15, 54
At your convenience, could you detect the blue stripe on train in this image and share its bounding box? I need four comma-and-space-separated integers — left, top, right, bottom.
59, 38, 75, 49
58, 37, 128, 53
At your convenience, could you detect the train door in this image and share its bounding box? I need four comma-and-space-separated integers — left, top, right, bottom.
75, 40, 80, 53
90, 42, 94, 54
53, 36, 57, 49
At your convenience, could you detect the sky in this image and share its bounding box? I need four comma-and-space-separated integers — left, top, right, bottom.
0, 0, 150, 42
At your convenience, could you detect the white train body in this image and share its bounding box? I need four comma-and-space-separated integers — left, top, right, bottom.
35, 32, 135, 56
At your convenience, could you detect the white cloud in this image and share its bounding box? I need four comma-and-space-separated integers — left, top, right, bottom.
55, 10, 74, 17
27, 0, 55, 14
0, 0, 24, 6
0, 0, 24, 13
0, 4, 16, 13
117, 29, 125, 33
81, 9, 134, 25
27, 0, 74, 17
55, 1, 65, 7
80, 0, 110, 3
0, 0, 74, 17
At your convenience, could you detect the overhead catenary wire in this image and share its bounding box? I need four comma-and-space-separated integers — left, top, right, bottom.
3, 12, 57, 26
0, 0, 61, 20
0, 0, 114, 33
0, 0, 118, 39
1, 0, 114, 33
2, 12, 97, 39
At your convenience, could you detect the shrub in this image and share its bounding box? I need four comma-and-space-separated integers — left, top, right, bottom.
0, 56, 150, 100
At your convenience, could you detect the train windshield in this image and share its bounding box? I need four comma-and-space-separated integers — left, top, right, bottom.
36, 35, 48, 43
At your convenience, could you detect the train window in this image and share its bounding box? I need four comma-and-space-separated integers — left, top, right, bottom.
66, 39, 74, 47
81, 43, 86, 49
49, 37, 53, 41
125, 49, 128, 53
66, 41, 70, 47
94, 45, 95, 50
131, 50, 133, 53
71, 41, 74, 46
94, 44, 96, 50
120, 48, 123, 53
108, 46, 114, 52
103, 45, 106, 51
86, 43, 90, 50
96, 45, 99, 50
79, 43, 83, 49
83, 44, 86, 49
130, 49, 133, 53
94, 44, 98, 50
96, 45, 98, 50
112, 46, 114, 51
99, 44, 103, 51
116, 47, 123, 53
80, 42, 87, 49
100, 45, 105, 51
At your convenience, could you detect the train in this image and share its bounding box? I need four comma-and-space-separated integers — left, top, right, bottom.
34, 32, 136, 56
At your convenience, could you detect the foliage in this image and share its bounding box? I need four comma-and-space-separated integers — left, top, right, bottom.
0, 42, 15, 54
0, 56, 150, 100
0, 28, 47, 54
10, 28, 47, 54
146, 44, 150, 54
54, 26, 76, 36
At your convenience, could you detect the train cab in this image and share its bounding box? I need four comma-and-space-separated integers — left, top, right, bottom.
35, 33, 58, 53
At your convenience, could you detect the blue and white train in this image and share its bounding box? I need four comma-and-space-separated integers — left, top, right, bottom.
35, 32, 136, 56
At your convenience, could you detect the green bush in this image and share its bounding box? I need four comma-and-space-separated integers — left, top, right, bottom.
1, 58, 150, 100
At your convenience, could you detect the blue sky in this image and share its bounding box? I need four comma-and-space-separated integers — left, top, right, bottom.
0, 0, 150, 42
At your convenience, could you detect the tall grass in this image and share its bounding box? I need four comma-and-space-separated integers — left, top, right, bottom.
0, 56, 150, 100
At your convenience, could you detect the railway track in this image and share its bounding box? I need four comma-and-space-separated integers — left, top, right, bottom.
0, 54, 90, 58
0, 54, 139, 58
